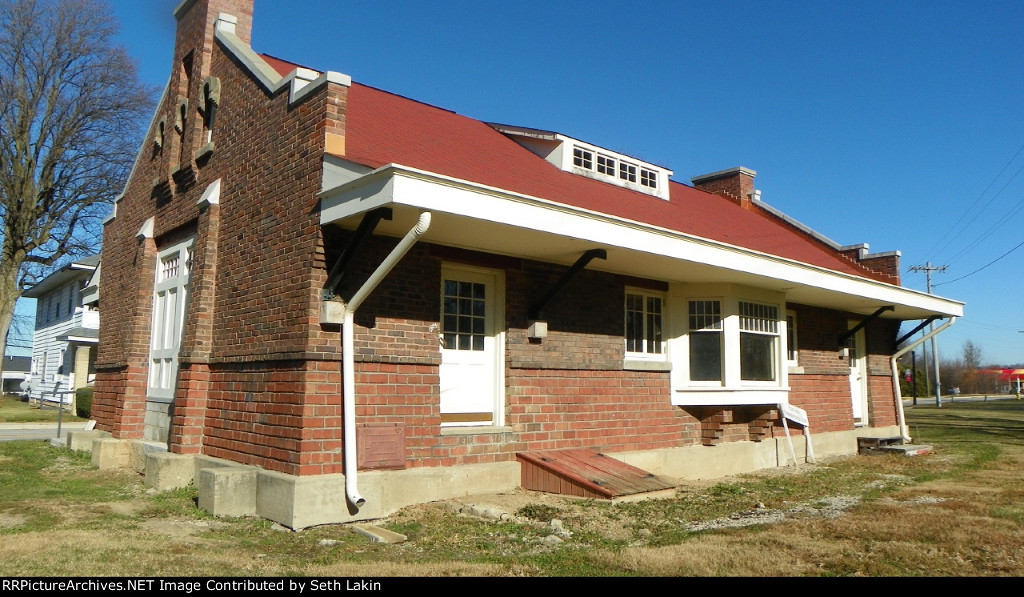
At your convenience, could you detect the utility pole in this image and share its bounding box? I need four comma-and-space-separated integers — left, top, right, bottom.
910, 263, 948, 407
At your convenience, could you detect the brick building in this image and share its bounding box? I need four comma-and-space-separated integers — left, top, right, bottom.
89, 0, 963, 528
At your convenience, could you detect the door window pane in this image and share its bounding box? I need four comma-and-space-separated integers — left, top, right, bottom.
442, 279, 486, 351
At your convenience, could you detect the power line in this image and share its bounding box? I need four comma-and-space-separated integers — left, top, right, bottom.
935, 238, 1024, 287
926, 140, 1024, 261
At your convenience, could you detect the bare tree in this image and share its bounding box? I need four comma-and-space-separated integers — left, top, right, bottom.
0, 0, 154, 378
960, 339, 984, 394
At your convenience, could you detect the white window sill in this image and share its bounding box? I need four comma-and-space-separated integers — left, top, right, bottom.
624, 359, 672, 371
672, 387, 789, 407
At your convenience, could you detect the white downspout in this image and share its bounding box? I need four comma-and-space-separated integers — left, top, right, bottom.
342, 211, 432, 509
890, 317, 957, 442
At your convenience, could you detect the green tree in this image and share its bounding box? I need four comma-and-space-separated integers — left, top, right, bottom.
0, 0, 154, 376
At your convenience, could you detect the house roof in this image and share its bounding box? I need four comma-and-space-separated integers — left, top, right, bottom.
340, 82, 874, 280
56, 327, 99, 344
251, 47, 962, 321
1, 356, 31, 373
22, 255, 100, 298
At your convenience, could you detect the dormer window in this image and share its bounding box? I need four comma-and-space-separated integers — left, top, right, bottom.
619, 161, 637, 183
573, 147, 593, 170
641, 168, 657, 189
487, 124, 674, 200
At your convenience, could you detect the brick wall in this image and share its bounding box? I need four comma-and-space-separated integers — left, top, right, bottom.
93, 0, 903, 472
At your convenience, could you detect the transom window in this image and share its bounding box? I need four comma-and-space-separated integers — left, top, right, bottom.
625, 291, 664, 356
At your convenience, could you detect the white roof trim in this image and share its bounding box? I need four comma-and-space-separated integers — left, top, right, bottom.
320, 164, 963, 319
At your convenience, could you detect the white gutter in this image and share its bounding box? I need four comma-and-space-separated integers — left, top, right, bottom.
889, 317, 958, 441
341, 211, 432, 509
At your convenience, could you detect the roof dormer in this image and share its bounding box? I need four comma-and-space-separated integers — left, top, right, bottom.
489, 124, 672, 200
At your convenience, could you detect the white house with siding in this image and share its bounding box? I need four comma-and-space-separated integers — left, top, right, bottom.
23, 255, 101, 405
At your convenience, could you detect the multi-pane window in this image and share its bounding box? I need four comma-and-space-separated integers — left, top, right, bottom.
739, 301, 779, 381
573, 147, 593, 170
442, 279, 486, 351
619, 161, 637, 183
688, 300, 723, 381
597, 154, 616, 176
641, 168, 657, 189
625, 291, 664, 356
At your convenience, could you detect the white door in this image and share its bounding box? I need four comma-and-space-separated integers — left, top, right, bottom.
848, 324, 868, 426
439, 266, 502, 426
148, 238, 194, 402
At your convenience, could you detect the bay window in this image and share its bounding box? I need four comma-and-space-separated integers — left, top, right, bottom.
673, 290, 788, 405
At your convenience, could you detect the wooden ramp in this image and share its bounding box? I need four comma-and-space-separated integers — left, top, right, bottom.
517, 449, 676, 502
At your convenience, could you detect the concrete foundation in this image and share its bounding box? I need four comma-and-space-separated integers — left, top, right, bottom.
79, 425, 897, 530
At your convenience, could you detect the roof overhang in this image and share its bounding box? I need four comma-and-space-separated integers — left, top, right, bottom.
23, 261, 99, 298
56, 327, 99, 344
320, 165, 963, 322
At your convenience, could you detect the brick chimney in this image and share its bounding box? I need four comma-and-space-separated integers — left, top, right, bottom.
691, 167, 757, 209
172, 0, 254, 79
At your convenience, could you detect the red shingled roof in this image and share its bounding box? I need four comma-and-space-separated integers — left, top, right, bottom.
260, 54, 880, 281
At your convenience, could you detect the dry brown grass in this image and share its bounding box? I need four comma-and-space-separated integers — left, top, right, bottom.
1, 400, 1022, 577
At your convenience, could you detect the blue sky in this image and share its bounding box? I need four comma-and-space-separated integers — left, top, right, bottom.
12, 0, 1024, 368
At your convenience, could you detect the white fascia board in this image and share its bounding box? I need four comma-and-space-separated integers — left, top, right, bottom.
320, 165, 964, 318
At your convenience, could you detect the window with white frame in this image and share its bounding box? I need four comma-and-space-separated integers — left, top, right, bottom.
573, 147, 593, 170
682, 297, 786, 388
641, 168, 658, 189
618, 161, 637, 183
148, 238, 194, 401
688, 300, 723, 381
739, 301, 779, 381
625, 290, 665, 357
565, 143, 670, 199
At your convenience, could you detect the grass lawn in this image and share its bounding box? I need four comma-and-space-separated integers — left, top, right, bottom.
0, 398, 1021, 576
0, 393, 89, 424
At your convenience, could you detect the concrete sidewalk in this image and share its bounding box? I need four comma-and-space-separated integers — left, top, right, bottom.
0, 421, 90, 442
